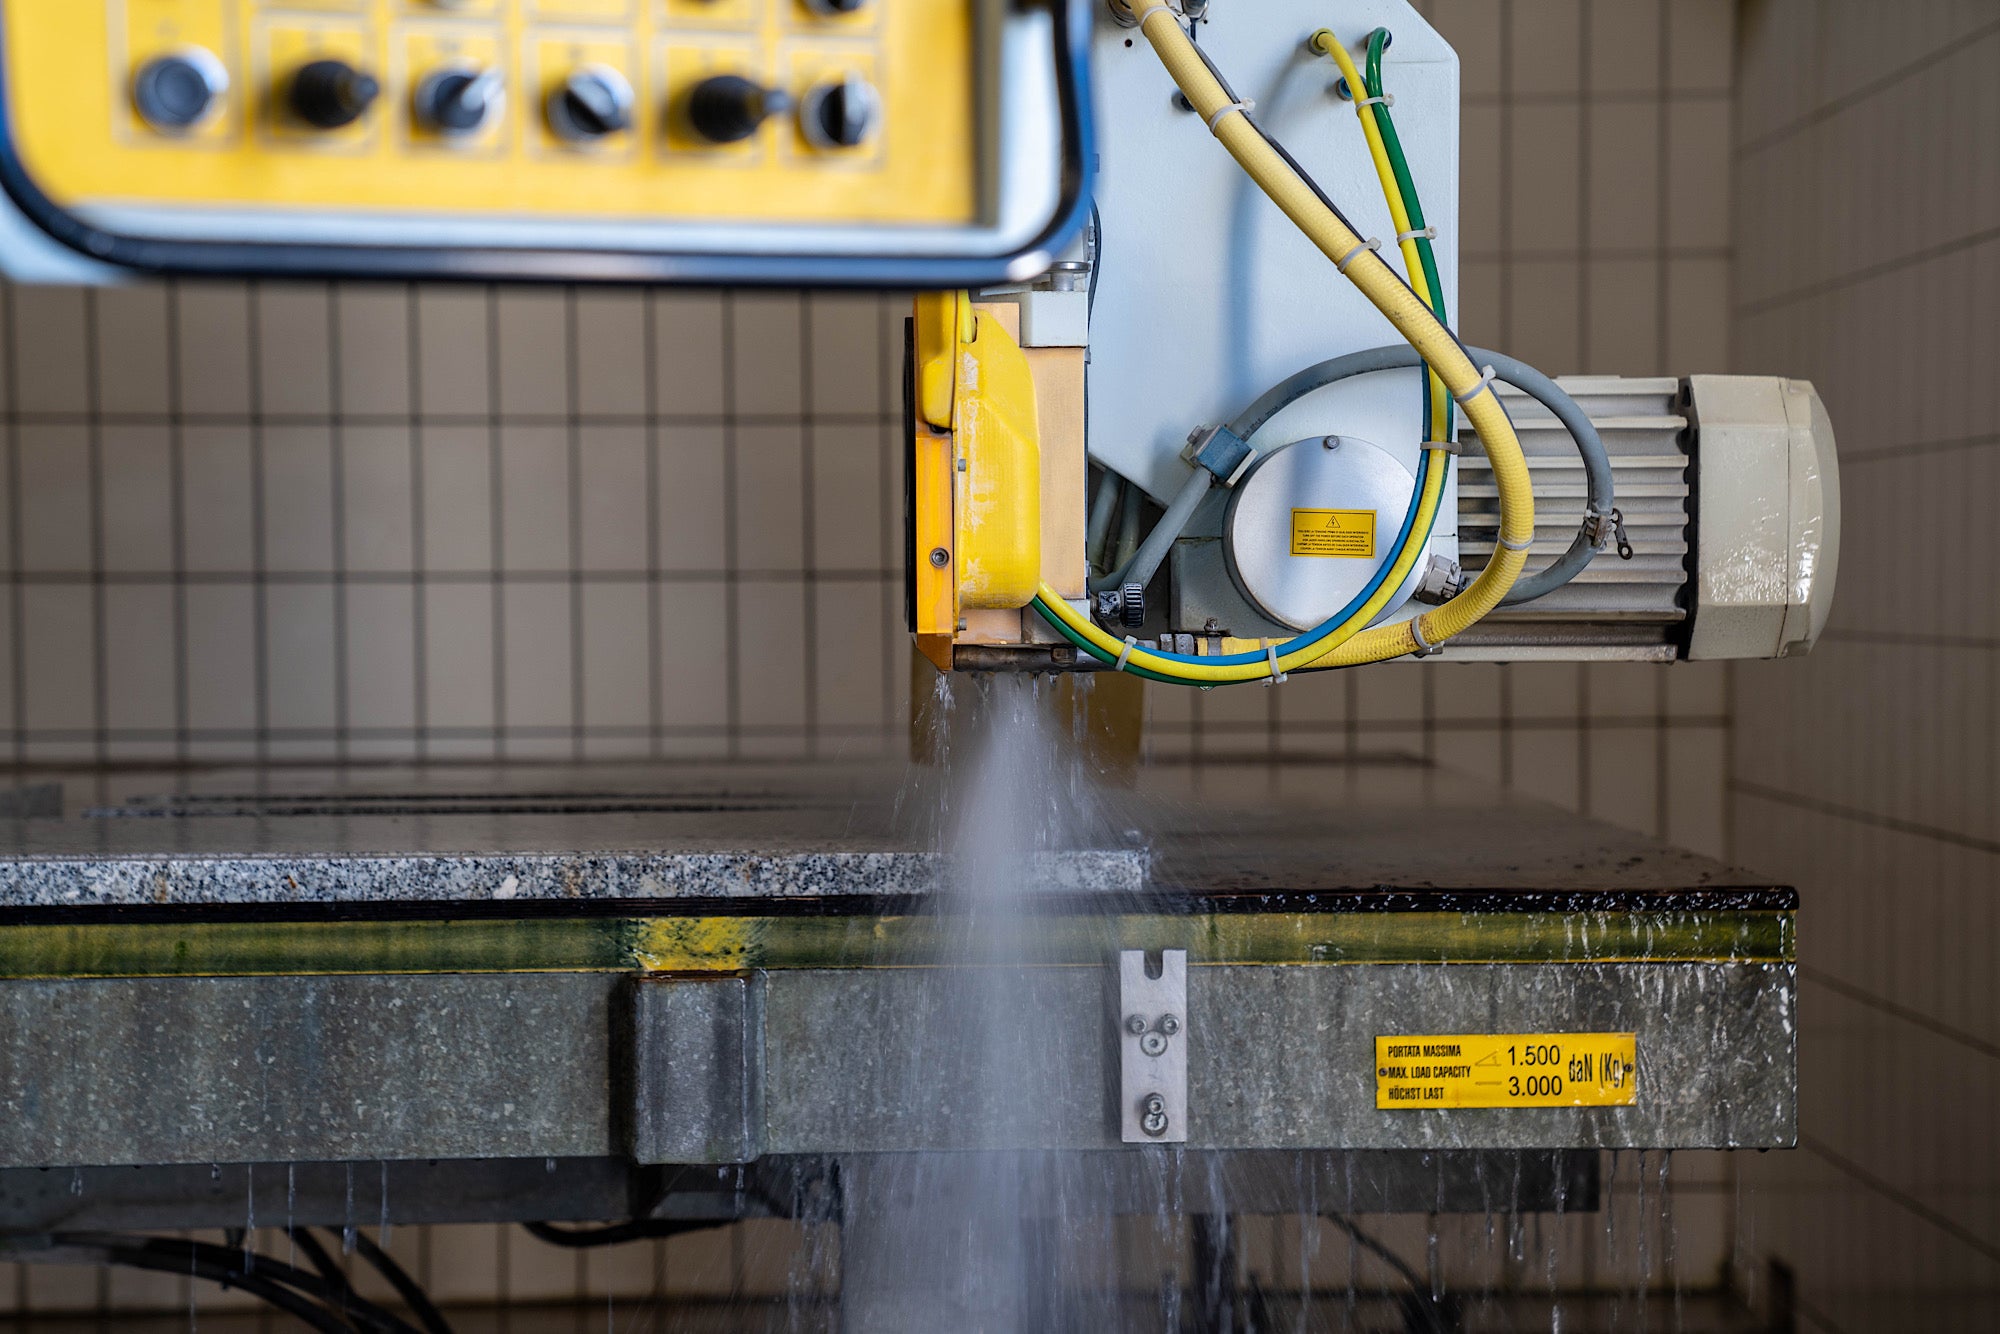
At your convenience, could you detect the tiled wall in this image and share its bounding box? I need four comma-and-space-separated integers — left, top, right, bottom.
1730, 4, 2000, 1329
2, 0, 1753, 1323
0, 283, 908, 766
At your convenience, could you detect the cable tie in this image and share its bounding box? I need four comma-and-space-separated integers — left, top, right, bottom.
1336, 237, 1382, 274
1498, 532, 1535, 552
1133, 4, 1178, 27
1114, 636, 1140, 672
1355, 92, 1395, 109
1260, 638, 1288, 684
1422, 438, 1461, 456
1452, 365, 1498, 406
1395, 225, 1437, 244
1205, 99, 1255, 133
1409, 620, 1439, 658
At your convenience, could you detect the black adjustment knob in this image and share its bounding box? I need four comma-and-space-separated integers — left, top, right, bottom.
1118, 583, 1146, 629
547, 64, 633, 141
686, 75, 791, 144
132, 48, 228, 131
289, 58, 380, 129
801, 76, 879, 149
803, 0, 869, 13
414, 66, 503, 135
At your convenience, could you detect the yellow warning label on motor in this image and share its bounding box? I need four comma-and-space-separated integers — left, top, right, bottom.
1375, 1033, 1637, 1109
1290, 509, 1376, 558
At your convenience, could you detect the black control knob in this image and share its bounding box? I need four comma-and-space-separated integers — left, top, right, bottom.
547, 64, 633, 141
800, 76, 879, 149
132, 48, 228, 131
686, 75, 791, 144
289, 58, 380, 129
414, 66, 503, 136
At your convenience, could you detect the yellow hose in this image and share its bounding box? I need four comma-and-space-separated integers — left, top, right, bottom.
1071, 12, 1532, 672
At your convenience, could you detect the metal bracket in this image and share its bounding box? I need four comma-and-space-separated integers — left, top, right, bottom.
626, 974, 766, 1165
1183, 424, 1257, 487
1117, 949, 1187, 1144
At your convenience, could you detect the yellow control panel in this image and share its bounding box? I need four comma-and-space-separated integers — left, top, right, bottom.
1, 0, 978, 230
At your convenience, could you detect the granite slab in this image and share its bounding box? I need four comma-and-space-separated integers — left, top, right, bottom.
0, 759, 1780, 910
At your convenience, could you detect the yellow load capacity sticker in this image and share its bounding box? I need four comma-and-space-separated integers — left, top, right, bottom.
1290, 508, 1375, 558
1375, 1033, 1637, 1109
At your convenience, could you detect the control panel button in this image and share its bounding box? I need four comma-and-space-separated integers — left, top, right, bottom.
803, 0, 870, 14
800, 76, 879, 149
547, 64, 633, 142
686, 75, 791, 144
413, 67, 503, 136
132, 49, 229, 132
289, 59, 380, 130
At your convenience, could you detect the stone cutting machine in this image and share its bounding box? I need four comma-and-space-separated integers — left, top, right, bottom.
0, 1, 1818, 1323
908, 0, 1838, 680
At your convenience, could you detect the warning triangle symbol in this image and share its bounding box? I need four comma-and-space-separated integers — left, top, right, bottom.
1474, 1049, 1502, 1066
1324, 515, 1342, 529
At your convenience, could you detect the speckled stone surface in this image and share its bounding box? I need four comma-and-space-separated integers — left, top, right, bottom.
0, 849, 1153, 908
0, 759, 1778, 909
0, 764, 1152, 907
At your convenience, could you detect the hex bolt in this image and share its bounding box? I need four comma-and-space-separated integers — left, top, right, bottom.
1125, 1014, 1148, 1036
1142, 1093, 1165, 1116
1158, 1014, 1181, 1036
928, 547, 950, 568
1140, 1032, 1168, 1057
1140, 1091, 1169, 1138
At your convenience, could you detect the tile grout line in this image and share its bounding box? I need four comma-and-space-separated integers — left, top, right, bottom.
0, 568, 902, 585
878, 293, 898, 745
247, 283, 270, 767
1653, 0, 1672, 380
1799, 965, 2000, 1064
1733, 16, 2000, 161
328, 284, 350, 768
721, 292, 741, 760
1496, 0, 1514, 356
1575, 0, 1592, 374
1, 286, 19, 768
407, 285, 429, 766
1733, 779, 2000, 859
167, 282, 191, 764
644, 292, 664, 760
83, 289, 107, 771
798, 293, 820, 758
565, 287, 585, 763
1737, 220, 2000, 319
0, 409, 933, 428
485, 286, 507, 764
1800, 1134, 2000, 1268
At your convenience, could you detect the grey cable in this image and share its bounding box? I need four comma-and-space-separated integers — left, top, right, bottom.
1089, 465, 1213, 595
1226, 344, 1617, 604
1085, 467, 1124, 574
1110, 476, 1145, 577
